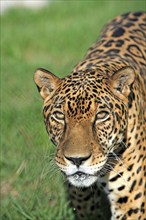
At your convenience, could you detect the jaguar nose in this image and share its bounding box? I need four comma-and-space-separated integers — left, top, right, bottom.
64, 155, 91, 167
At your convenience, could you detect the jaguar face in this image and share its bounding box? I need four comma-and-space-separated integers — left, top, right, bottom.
34, 67, 135, 187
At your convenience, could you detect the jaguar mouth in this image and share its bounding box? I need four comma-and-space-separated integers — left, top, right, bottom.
70, 171, 90, 181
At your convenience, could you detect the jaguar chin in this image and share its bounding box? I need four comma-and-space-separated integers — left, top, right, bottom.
67, 172, 98, 187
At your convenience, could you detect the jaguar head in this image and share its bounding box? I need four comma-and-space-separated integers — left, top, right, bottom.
34, 67, 135, 187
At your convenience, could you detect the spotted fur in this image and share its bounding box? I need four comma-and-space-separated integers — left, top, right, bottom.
34, 12, 146, 220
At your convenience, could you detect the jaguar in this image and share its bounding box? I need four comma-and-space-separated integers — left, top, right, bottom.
34, 12, 146, 220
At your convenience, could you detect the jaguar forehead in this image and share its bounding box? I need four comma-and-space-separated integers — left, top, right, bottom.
58, 73, 106, 118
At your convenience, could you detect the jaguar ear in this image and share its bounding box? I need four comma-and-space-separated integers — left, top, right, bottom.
111, 67, 135, 97
34, 68, 61, 99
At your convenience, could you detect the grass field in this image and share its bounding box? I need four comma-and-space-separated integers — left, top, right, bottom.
1, 1, 145, 219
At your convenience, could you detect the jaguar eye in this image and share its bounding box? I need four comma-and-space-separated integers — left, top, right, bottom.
95, 111, 109, 121
52, 111, 65, 122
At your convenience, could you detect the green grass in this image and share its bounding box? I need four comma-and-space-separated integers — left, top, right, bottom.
1, 1, 145, 219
